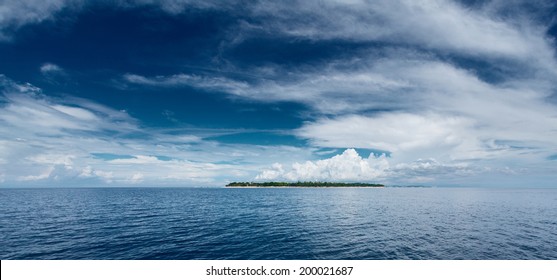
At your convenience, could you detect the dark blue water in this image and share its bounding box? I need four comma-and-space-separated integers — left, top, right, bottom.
0, 187, 556, 259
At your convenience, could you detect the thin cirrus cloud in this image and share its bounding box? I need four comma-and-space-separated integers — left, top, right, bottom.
39, 63, 64, 74
39, 63, 69, 83
0, 0, 237, 41
250, 0, 555, 60
0, 0, 82, 41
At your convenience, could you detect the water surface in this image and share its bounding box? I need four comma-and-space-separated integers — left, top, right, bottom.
0, 187, 555, 259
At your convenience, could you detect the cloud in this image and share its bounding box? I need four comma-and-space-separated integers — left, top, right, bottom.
40, 63, 64, 74
256, 148, 480, 184
0, 0, 81, 41
256, 149, 389, 182
18, 166, 55, 181
27, 154, 75, 169
0, 0, 238, 41
0, 75, 316, 186
0, 89, 136, 134
122, 58, 413, 112
0, 75, 137, 137
116, 0, 239, 14
296, 113, 472, 154
249, 0, 556, 69
39, 62, 69, 83
297, 109, 557, 165
123, 50, 557, 114
0, 74, 41, 93
123, 73, 251, 94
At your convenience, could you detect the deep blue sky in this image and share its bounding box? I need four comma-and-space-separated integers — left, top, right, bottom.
1, 0, 557, 187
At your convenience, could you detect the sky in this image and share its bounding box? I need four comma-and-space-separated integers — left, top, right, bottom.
1, 0, 557, 187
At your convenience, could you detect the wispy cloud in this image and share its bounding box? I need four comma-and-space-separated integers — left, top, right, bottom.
0, 0, 238, 41
39, 63, 70, 84
261, 1, 549, 51
0, 75, 315, 186
0, 0, 80, 41
39, 63, 64, 74
123, 73, 251, 94
0, 88, 137, 134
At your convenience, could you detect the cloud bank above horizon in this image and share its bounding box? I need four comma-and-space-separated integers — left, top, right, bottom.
1, 0, 557, 187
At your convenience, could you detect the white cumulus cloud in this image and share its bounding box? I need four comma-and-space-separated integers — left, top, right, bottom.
256, 149, 488, 185
257, 149, 389, 182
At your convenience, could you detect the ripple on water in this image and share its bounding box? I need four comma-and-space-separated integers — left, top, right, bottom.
0, 187, 556, 259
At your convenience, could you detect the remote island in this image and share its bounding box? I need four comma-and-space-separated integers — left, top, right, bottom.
226, 181, 385, 187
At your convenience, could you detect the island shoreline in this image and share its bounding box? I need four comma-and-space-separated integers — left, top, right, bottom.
225, 181, 385, 188
225, 186, 385, 188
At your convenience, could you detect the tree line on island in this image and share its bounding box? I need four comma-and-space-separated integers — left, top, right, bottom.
226, 181, 384, 187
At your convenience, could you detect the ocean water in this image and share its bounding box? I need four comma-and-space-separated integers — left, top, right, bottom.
0, 187, 556, 260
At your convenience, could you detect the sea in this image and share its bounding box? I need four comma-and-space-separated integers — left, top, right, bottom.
0, 187, 556, 260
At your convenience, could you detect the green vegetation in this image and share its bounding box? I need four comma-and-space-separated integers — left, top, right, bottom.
226, 181, 384, 187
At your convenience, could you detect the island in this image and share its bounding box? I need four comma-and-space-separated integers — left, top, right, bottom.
226, 181, 384, 187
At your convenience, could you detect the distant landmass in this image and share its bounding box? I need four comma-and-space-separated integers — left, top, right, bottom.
226, 181, 385, 187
